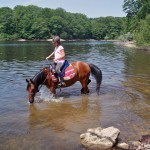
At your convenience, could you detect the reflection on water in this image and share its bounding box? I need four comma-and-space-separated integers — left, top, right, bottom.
123, 50, 150, 127
0, 41, 150, 149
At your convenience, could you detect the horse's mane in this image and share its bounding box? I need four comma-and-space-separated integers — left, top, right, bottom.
32, 68, 47, 87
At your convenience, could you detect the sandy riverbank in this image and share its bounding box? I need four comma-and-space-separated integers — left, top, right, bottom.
114, 41, 138, 48
114, 41, 150, 51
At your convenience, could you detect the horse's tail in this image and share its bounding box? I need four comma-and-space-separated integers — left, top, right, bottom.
89, 64, 102, 95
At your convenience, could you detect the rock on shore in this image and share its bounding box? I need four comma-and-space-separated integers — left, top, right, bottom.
80, 126, 120, 150
80, 126, 150, 150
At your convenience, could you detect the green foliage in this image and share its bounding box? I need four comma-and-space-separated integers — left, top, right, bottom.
31, 18, 50, 39
104, 35, 109, 40
49, 16, 65, 36
123, 0, 150, 46
0, 3, 148, 46
0, 7, 14, 35
91, 17, 126, 40
0, 5, 126, 41
118, 32, 134, 41
134, 14, 150, 46
118, 35, 126, 41
126, 32, 134, 41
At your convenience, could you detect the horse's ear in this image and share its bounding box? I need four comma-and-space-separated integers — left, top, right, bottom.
26, 79, 29, 83
30, 79, 35, 84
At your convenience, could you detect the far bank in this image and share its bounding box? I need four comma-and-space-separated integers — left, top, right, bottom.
114, 41, 150, 51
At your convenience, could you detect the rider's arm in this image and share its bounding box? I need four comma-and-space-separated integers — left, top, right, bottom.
46, 51, 54, 60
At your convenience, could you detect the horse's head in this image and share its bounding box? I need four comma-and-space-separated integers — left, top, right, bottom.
26, 79, 39, 103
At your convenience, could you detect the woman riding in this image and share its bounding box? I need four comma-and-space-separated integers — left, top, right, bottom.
46, 36, 66, 86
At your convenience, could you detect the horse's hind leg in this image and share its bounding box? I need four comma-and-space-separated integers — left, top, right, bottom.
80, 80, 90, 94
81, 79, 91, 93
87, 79, 91, 85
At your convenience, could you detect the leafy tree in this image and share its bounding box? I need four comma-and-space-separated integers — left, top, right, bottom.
0, 5, 126, 41
123, 0, 140, 17
91, 20, 105, 40
48, 16, 65, 36
55, 8, 66, 18
123, 0, 150, 45
91, 17, 125, 40
134, 14, 150, 45
31, 18, 50, 39
0, 7, 15, 39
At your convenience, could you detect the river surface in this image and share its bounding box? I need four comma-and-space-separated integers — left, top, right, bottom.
0, 41, 150, 150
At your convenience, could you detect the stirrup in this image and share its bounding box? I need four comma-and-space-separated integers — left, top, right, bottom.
58, 81, 66, 87
52, 69, 56, 73
61, 81, 66, 86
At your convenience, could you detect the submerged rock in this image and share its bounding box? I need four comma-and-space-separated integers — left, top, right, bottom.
80, 126, 120, 150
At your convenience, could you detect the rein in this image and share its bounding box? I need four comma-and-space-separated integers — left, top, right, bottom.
38, 74, 48, 91
37, 60, 62, 92
37, 60, 51, 91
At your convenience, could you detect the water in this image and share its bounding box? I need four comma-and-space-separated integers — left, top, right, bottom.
0, 41, 150, 149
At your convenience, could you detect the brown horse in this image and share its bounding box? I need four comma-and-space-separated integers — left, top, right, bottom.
26, 61, 102, 103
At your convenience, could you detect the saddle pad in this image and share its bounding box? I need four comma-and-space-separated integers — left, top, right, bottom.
63, 65, 75, 80
51, 65, 75, 82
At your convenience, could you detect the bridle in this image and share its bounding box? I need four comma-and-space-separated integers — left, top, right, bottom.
37, 60, 52, 91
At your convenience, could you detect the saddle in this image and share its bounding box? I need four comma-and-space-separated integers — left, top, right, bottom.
49, 60, 75, 82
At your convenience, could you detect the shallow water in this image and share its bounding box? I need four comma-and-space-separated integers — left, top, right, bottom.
0, 41, 150, 149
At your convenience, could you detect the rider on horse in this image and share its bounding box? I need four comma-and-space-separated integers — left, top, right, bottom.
46, 36, 66, 86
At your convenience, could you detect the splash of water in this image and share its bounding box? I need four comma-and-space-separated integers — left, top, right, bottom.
35, 87, 63, 103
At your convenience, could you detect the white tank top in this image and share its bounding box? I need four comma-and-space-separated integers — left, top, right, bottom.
54, 45, 65, 63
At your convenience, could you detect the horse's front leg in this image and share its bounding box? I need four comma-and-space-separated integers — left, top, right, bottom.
47, 86, 56, 99
45, 80, 56, 95
50, 86, 56, 95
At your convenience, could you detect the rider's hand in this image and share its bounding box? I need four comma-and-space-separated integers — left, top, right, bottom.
46, 57, 49, 60
53, 59, 57, 62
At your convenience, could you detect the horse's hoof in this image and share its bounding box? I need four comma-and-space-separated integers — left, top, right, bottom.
81, 88, 84, 94
81, 88, 89, 94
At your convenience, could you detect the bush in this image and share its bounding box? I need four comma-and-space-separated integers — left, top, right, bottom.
118, 35, 126, 41
104, 35, 109, 41
134, 15, 150, 46
118, 32, 134, 41
0, 33, 19, 40
126, 32, 134, 41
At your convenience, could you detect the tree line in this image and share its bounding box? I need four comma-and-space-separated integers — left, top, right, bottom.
0, 5, 125, 41
0, 0, 149, 46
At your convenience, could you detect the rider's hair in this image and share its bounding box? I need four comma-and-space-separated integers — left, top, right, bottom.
52, 36, 61, 45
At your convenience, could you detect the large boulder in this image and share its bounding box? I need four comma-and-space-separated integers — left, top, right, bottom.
80, 126, 120, 150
